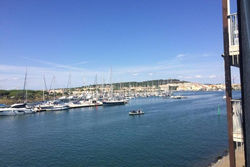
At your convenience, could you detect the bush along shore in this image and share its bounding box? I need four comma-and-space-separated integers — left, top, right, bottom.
0, 90, 62, 105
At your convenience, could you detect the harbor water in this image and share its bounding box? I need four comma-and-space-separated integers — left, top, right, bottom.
0, 91, 240, 167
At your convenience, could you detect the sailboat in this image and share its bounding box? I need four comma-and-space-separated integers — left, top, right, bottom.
0, 69, 34, 116
102, 68, 128, 106
35, 76, 69, 112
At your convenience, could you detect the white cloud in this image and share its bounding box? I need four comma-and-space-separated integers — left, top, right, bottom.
209, 75, 216, 79
148, 73, 153, 76
71, 61, 88, 66
176, 54, 185, 58
201, 53, 210, 57
0, 53, 226, 89
0, 63, 102, 90
132, 73, 139, 76
23, 57, 89, 71
195, 75, 202, 78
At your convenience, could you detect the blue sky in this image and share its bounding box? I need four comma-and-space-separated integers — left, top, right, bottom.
0, 0, 240, 89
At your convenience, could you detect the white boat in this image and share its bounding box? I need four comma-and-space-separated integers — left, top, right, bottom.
35, 101, 69, 111
11, 103, 34, 114
0, 103, 34, 116
170, 95, 187, 99
34, 103, 54, 112
129, 110, 144, 115
59, 96, 67, 100
0, 71, 35, 116
88, 99, 103, 107
103, 68, 128, 106
103, 99, 127, 106
68, 99, 103, 108
0, 108, 19, 116
68, 101, 89, 108
48, 104, 69, 111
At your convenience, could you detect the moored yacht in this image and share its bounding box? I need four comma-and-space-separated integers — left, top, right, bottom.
48, 103, 69, 111
34, 103, 54, 112
0, 103, 34, 116
68, 101, 90, 108
35, 101, 69, 111
68, 99, 103, 109
103, 98, 127, 106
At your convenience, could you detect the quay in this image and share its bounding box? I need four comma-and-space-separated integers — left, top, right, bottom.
211, 146, 245, 167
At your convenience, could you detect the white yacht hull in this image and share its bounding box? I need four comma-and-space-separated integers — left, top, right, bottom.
0, 108, 34, 116
68, 101, 103, 109
47, 105, 69, 111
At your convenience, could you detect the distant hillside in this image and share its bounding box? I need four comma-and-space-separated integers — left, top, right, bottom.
81, 79, 188, 89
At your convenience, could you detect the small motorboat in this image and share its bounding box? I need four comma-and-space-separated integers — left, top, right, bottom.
170, 95, 187, 99
129, 109, 144, 115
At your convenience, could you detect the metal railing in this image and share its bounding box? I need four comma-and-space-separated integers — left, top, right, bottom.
232, 99, 243, 143
228, 13, 239, 46
228, 13, 239, 66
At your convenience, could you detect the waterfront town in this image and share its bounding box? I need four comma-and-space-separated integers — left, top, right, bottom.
51, 81, 241, 96
0, 78, 241, 105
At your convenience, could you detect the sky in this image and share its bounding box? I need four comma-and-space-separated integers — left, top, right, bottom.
0, 0, 240, 90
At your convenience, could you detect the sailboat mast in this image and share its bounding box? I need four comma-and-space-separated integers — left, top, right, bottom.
23, 68, 27, 103
43, 74, 47, 101
102, 74, 104, 96
109, 67, 113, 98
129, 82, 131, 96
43, 89, 45, 101
53, 76, 56, 101
94, 74, 98, 98
49, 75, 55, 101
25, 89, 27, 103
66, 73, 71, 96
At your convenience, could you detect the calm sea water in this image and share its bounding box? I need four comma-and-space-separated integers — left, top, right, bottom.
0, 91, 240, 167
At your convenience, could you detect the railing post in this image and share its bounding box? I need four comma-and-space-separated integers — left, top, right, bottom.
222, 0, 236, 166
